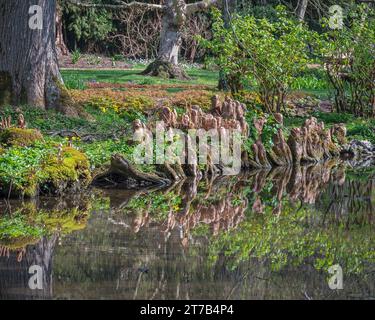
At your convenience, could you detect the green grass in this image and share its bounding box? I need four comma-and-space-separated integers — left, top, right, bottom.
0, 104, 132, 137
0, 104, 137, 169
61, 66, 219, 87
61, 66, 333, 103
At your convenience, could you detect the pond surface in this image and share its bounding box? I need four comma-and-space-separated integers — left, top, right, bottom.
0, 161, 374, 300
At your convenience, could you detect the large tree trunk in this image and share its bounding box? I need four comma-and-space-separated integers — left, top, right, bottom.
0, 0, 67, 110
142, 0, 189, 79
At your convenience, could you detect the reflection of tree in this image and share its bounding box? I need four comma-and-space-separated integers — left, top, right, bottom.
0, 235, 57, 300
318, 169, 375, 226
18, 163, 371, 300
2, 163, 374, 299
0, 196, 90, 300
112, 161, 374, 273
209, 164, 375, 275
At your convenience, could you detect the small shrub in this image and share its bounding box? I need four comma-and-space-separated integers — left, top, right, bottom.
64, 74, 87, 90
71, 50, 82, 65
201, 6, 319, 113
320, 5, 375, 117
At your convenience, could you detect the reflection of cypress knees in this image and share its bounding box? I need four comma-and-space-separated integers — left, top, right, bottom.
250, 160, 345, 214
124, 177, 248, 246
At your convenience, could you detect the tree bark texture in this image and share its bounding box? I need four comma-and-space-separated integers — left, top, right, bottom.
0, 0, 64, 109
56, 2, 69, 56
142, 0, 189, 79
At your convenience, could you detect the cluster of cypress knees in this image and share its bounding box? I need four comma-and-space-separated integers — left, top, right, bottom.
95, 95, 348, 188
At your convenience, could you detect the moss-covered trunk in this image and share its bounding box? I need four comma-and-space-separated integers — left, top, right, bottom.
0, 0, 64, 109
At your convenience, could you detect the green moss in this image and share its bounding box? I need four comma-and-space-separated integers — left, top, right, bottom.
0, 202, 91, 248
0, 128, 43, 147
0, 142, 92, 198
15, 172, 39, 198
0, 236, 40, 251
40, 146, 91, 194
36, 208, 90, 234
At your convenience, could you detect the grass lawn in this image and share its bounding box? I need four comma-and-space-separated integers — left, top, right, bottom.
61, 65, 331, 96
61, 66, 220, 88
59, 67, 374, 143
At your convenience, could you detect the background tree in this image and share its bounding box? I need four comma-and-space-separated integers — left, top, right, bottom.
68, 0, 220, 79
218, 0, 237, 90
56, 1, 69, 56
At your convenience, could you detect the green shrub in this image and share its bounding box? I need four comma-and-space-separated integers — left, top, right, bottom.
320, 4, 375, 117
64, 74, 87, 90
201, 5, 319, 113
71, 49, 82, 65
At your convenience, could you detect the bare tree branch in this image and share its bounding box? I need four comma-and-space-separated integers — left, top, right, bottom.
66, 0, 165, 10
66, 0, 221, 14
186, 0, 221, 15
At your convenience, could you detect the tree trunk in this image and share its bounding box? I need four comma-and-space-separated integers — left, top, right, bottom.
0, 0, 68, 110
218, 0, 236, 91
142, 0, 189, 79
0, 235, 57, 300
297, 0, 308, 22
56, 2, 69, 56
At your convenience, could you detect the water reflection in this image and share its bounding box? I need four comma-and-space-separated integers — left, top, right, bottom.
0, 162, 374, 300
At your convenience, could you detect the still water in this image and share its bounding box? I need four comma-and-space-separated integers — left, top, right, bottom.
0, 161, 374, 300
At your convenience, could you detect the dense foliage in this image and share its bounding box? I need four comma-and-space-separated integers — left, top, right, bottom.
201, 6, 319, 112
321, 4, 375, 117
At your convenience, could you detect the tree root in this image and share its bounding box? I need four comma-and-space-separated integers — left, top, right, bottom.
92, 154, 171, 189
141, 60, 190, 80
